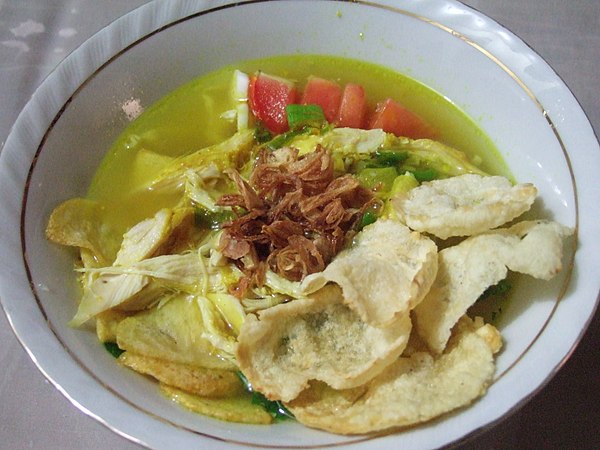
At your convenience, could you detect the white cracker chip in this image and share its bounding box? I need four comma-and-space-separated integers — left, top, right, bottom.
301, 220, 438, 327
414, 220, 573, 353
392, 174, 537, 239
235, 284, 412, 402
286, 316, 499, 434
499, 220, 574, 280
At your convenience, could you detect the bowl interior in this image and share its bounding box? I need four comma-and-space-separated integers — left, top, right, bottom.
14, 1, 577, 447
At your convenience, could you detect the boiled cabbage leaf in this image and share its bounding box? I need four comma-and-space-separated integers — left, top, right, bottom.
184, 165, 234, 213
292, 128, 487, 180
395, 138, 488, 178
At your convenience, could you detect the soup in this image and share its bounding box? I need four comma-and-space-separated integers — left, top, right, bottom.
45, 54, 570, 433
88, 54, 509, 233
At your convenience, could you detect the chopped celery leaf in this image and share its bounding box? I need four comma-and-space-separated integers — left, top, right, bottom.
358, 210, 378, 230
266, 128, 309, 150
103, 342, 125, 358
195, 207, 236, 230
254, 125, 273, 143
478, 279, 512, 302
409, 168, 438, 182
373, 150, 408, 167
236, 371, 294, 420
286, 104, 326, 130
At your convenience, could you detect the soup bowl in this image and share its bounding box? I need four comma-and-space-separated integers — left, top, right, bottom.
0, 0, 598, 448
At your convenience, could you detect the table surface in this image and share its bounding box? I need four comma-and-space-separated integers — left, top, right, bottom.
1, 1, 599, 449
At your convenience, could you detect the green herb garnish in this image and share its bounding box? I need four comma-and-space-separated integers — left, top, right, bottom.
358, 210, 378, 230
254, 125, 273, 143
236, 371, 294, 421
409, 168, 438, 182
194, 208, 236, 230
286, 104, 326, 130
266, 127, 308, 150
478, 279, 512, 302
373, 150, 408, 167
103, 342, 124, 358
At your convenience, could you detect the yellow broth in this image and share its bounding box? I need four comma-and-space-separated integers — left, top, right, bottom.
88, 54, 510, 232
83, 55, 516, 416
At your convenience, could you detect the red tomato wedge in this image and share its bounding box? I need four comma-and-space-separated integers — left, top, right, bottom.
336, 83, 367, 128
248, 72, 298, 134
300, 76, 343, 123
368, 98, 436, 139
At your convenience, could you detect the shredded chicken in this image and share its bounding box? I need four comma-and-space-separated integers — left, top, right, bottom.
217, 145, 376, 294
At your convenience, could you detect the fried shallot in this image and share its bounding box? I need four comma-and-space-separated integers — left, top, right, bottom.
217, 145, 376, 294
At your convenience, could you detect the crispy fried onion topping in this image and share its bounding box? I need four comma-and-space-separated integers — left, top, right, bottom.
217, 145, 376, 295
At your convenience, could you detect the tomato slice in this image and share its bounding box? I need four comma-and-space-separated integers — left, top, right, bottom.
300, 76, 343, 123
336, 83, 367, 128
248, 72, 298, 134
368, 98, 436, 139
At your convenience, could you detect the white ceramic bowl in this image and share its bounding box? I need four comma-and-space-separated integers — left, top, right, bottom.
1, 1, 599, 449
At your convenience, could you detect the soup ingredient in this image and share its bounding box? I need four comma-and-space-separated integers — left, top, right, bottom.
300, 220, 438, 327
336, 83, 367, 128
45, 198, 120, 267
368, 97, 436, 140
285, 104, 326, 130
161, 384, 274, 425
285, 315, 501, 435
236, 284, 412, 402
115, 293, 235, 370
478, 279, 512, 303
314, 128, 488, 179
236, 371, 293, 420
217, 144, 375, 295
150, 128, 255, 194
114, 207, 196, 266
300, 76, 343, 123
114, 208, 173, 265
246, 71, 436, 140
414, 220, 573, 354
118, 352, 243, 397
230, 69, 251, 130
104, 341, 125, 358
248, 72, 298, 134
392, 173, 538, 239
45, 55, 572, 434
71, 251, 205, 326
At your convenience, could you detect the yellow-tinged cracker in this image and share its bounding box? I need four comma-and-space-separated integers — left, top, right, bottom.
160, 384, 273, 425
96, 309, 129, 343
119, 352, 243, 397
116, 294, 234, 370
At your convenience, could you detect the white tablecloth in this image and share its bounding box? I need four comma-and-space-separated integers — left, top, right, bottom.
1, 1, 599, 448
